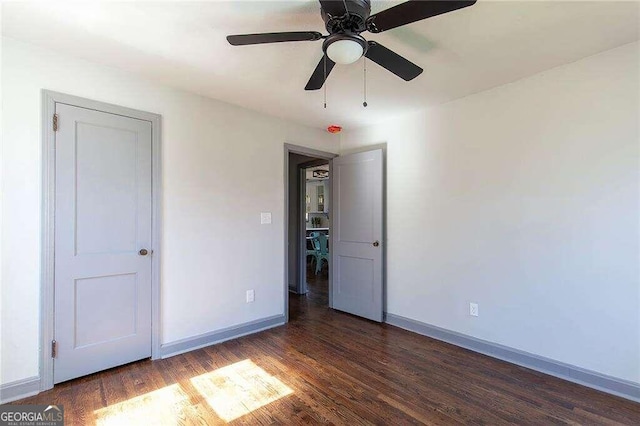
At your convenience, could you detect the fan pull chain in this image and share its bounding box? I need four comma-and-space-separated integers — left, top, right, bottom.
363, 57, 368, 107
342, 0, 350, 16
323, 55, 327, 109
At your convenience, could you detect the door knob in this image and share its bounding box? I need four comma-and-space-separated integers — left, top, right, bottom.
139, 248, 149, 256
372, 241, 380, 247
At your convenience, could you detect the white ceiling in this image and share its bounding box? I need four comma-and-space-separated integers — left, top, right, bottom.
2, 1, 638, 130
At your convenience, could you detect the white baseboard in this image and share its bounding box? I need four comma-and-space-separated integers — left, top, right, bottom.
0, 376, 40, 404
159, 314, 285, 359
385, 313, 640, 403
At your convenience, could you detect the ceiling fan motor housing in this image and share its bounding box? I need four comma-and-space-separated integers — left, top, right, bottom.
321, 0, 371, 34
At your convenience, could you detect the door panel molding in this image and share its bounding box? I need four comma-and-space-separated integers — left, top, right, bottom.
41, 90, 162, 391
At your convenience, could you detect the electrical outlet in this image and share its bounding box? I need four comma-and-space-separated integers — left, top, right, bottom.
246, 290, 255, 303
469, 302, 479, 317
260, 212, 271, 224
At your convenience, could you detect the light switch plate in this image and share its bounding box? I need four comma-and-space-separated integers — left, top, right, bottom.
470, 302, 479, 317
260, 212, 272, 224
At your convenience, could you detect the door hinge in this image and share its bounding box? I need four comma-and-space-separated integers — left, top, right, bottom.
51, 340, 58, 358
53, 114, 59, 132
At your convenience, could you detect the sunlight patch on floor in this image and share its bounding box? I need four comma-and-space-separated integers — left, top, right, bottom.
190, 359, 294, 422
94, 384, 191, 426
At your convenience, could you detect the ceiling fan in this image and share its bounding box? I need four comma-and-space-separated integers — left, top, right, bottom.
227, 0, 476, 90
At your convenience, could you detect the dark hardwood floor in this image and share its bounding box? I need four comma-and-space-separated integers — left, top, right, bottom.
10, 265, 640, 424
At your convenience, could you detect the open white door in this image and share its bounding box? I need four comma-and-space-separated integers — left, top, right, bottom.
332, 149, 383, 322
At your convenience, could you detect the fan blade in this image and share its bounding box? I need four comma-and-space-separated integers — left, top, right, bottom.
305, 55, 336, 90
365, 41, 423, 81
319, 0, 348, 16
367, 0, 476, 33
227, 31, 323, 46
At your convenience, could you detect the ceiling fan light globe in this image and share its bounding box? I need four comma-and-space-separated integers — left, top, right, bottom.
326, 39, 364, 65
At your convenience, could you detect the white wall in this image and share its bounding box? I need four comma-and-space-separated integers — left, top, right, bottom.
341, 42, 640, 384
0, 37, 338, 385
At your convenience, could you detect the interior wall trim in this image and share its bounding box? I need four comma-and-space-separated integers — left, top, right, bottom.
159, 314, 285, 359
0, 376, 41, 404
384, 313, 640, 403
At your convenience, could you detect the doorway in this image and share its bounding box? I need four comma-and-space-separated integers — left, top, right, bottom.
302, 163, 331, 306
285, 145, 386, 323
284, 145, 336, 321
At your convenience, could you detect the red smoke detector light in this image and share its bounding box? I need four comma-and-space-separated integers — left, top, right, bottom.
327, 125, 342, 134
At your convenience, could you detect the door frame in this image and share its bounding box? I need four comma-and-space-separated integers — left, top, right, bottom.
40, 90, 162, 391
283, 144, 337, 322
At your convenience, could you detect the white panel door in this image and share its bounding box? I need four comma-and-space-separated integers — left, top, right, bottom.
54, 103, 152, 383
332, 149, 383, 322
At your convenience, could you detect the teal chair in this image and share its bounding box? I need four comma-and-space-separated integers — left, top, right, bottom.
311, 233, 329, 275
306, 232, 320, 268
